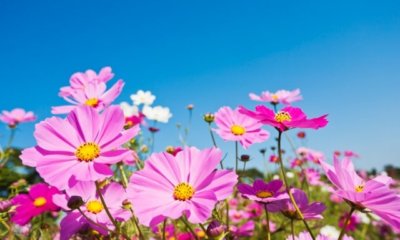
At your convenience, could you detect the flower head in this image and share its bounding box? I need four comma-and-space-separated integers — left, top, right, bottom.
338, 212, 360, 231
249, 89, 302, 105
238, 179, 287, 204
320, 157, 400, 230
268, 188, 326, 220
130, 90, 156, 106
20, 106, 139, 190
120, 102, 146, 127
11, 183, 60, 225
213, 107, 269, 149
53, 181, 130, 240
52, 67, 124, 114
0, 108, 36, 127
143, 105, 172, 123
239, 106, 328, 132
127, 147, 238, 227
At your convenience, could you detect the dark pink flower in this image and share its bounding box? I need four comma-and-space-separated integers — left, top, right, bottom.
11, 183, 60, 225
239, 106, 328, 132
238, 179, 287, 204
338, 212, 360, 231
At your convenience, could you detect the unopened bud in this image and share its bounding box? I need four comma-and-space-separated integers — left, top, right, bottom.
67, 196, 84, 210
203, 113, 215, 123
206, 220, 225, 237
187, 104, 194, 110
240, 154, 250, 162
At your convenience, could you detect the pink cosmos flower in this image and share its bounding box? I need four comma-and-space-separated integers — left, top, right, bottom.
0, 108, 36, 127
20, 106, 139, 190
338, 212, 360, 231
213, 106, 269, 149
286, 231, 354, 240
53, 181, 130, 240
246, 202, 263, 218
59, 66, 115, 97
127, 147, 238, 227
291, 158, 305, 168
344, 150, 359, 158
238, 179, 287, 204
320, 157, 400, 231
239, 106, 328, 132
302, 168, 323, 186
249, 89, 302, 105
269, 154, 279, 163
229, 209, 250, 223
230, 221, 255, 238
297, 147, 325, 164
11, 183, 60, 225
268, 188, 326, 220
52, 68, 124, 114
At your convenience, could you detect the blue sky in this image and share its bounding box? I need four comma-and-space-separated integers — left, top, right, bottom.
1, 1, 399, 170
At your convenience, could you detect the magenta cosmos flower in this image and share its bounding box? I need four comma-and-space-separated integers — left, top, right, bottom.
239, 105, 328, 132
127, 147, 238, 226
20, 105, 139, 190
268, 188, 326, 220
237, 179, 287, 204
320, 157, 400, 230
249, 89, 302, 105
213, 106, 269, 149
59, 66, 115, 97
11, 183, 60, 225
0, 108, 36, 127
53, 181, 130, 240
52, 68, 124, 114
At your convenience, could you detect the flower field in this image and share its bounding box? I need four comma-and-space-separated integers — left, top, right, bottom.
0, 67, 399, 240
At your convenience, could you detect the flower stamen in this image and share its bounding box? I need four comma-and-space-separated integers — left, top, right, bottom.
173, 183, 195, 201
274, 111, 292, 123
256, 191, 273, 198
75, 142, 100, 162
85, 98, 99, 107
86, 200, 104, 214
231, 125, 246, 136
33, 197, 47, 207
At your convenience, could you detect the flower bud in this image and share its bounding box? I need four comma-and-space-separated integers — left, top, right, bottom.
67, 196, 84, 210
206, 220, 225, 237
203, 113, 215, 123
240, 154, 250, 162
187, 104, 194, 110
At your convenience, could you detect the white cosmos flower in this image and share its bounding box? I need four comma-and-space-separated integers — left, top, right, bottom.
320, 225, 340, 239
142, 105, 172, 123
286, 172, 295, 179
120, 102, 139, 117
130, 90, 156, 106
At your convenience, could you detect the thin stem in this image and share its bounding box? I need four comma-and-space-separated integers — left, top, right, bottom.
7, 127, 16, 148
162, 219, 167, 240
264, 204, 271, 240
235, 141, 239, 172
199, 223, 208, 236
129, 208, 143, 239
208, 123, 223, 169
181, 217, 199, 240
277, 131, 315, 240
77, 208, 112, 233
117, 163, 129, 188
290, 219, 295, 239
95, 181, 119, 235
226, 199, 230, 233
0, 128, 16, 167
338, 207, 355, 240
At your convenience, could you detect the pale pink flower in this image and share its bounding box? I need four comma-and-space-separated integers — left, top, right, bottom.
0, 108, 36, 127
249, 89, 302, 105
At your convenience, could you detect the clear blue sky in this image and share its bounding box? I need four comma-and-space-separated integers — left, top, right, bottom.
1, 1, 399, 171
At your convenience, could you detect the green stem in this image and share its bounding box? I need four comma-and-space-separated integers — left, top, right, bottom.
277, 131, 315, 240
226, 199, 230, 233
208, 124, 223, 169
235, 141, 239, 172
95, 181, 119, 236
264, 204, 271, 240
338, 207, 355, 240
162, 219, 167, 240
129, 208, 143, 239
117, 163, 129, 188
291, 219, 295, 239
0, 128, 17, 167
199, 223, 208, 236
77, 208, 112, 233
181, 217, 199, 240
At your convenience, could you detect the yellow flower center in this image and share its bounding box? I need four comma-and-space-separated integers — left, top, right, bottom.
173, 183, 195, 201
86, 200, 104, 214
271, 94, 279, 102
274, 111, 292, 123
196, 230, 206, 237
33, 197, 47, 207
85, 98, 99, 107
230, 125, 246, 136
355, 185, 364, 193
256, 191, 273, 198
75, 142, 100, 162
